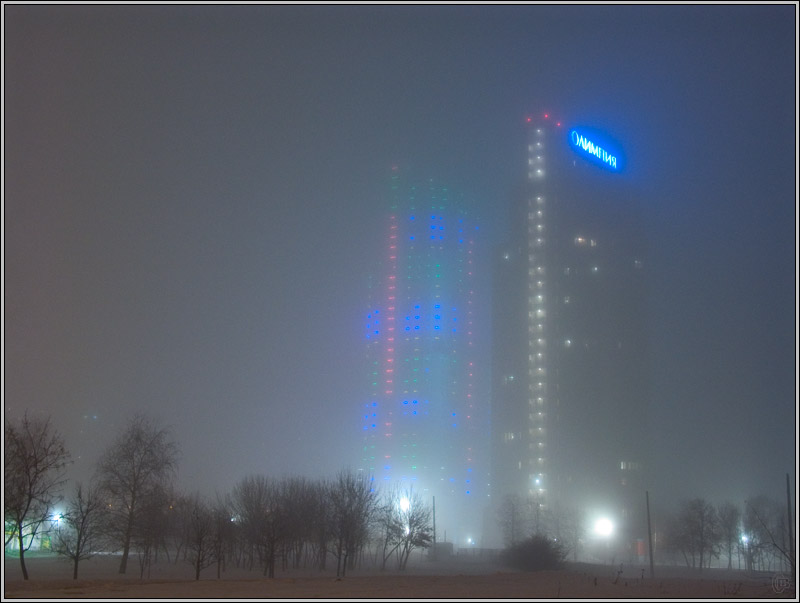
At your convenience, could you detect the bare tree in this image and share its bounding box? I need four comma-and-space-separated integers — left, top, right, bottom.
330, 469, 377, 577
310, 481, 332, 571
394, 487, 433, 570
94, 414, 179, 574
374, 485, 433, 570
744, 495, 793, 573
716, 501, 741, 570
183, 494, 217, 580
4, 412, 71, 580
547, 504, 584, 563
52, 482, 105, 579
130, 484, 173, 579
230, 474, 284, 578
376, 487, 406, 570
279, 476, 319, 571
668, 498, 720, 570
210, 495, 235, 579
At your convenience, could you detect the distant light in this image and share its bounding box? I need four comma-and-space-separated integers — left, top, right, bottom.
556, 122, 561, 127
544, 113, 549, 118
399, 497, 410, 512
526, 117, 532, 123
594, 517, 614, 537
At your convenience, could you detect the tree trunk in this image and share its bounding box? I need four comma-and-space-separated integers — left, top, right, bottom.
17, 529, 29, 580
119, 511, 135, 574
73, 531, 84, 579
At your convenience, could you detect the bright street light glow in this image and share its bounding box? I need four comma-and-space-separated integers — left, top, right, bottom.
594, 517, 613, 537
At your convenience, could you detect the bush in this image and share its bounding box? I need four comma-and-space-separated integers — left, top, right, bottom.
500, 534, 566, 572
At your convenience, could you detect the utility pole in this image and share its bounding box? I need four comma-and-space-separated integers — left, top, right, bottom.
511, 501, 515, 545
786, 473, 795, 579
432, 495, 436, 561
646, 490, 655, 579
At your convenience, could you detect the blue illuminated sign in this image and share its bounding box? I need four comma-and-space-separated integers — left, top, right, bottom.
569, 128, 623, 171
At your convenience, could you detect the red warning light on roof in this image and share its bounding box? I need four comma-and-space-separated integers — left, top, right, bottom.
544, 113, 550, 119
526, 117, 532, 123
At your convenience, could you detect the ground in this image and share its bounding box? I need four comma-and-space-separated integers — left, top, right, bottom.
2, 552, 793, 599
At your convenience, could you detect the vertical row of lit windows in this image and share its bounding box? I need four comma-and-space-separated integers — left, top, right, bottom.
526, 124, 547, 498
528, 131, 545, 179
463, 231, 476, 495
382, 215, 398, 444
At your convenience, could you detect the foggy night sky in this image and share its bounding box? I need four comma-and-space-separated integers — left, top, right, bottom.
4, 4, 797, 511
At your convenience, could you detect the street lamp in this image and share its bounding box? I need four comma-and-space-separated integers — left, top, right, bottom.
594, 517, 614, 538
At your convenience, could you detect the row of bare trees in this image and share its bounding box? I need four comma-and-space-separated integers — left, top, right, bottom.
495, 489, 795, 576
661, 495, 795, 574
4, 412, 71, 580
4, 412, 179, 580
4, 411, 434, 581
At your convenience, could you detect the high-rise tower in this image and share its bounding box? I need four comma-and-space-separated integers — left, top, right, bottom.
361, 169, 487, 548
491, 114, 649, 556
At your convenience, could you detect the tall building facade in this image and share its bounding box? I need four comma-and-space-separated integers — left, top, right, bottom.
491, 115, 649, 555
361, 169, 488, 547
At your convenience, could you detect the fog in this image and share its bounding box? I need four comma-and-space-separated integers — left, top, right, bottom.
4, 4, 796, 548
